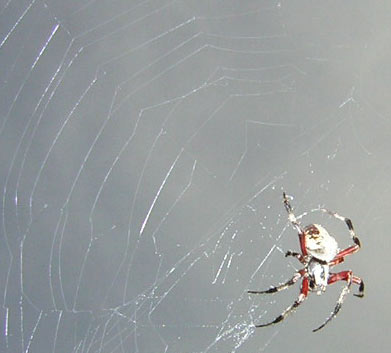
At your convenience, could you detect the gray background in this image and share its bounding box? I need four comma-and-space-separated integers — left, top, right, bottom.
0, 1, 390, 352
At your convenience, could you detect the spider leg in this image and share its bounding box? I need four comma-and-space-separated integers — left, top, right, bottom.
312, 270, 364, 332
248, 270, 304, 295
320, 209, 361, 266
332, 244, 360, 264
283, 192, 302, 233
329, 257, 345, 266
352, 276, 365, 298
320, 209, 361, 249
327, 270, 364, 298
283, 192, 308, 256
285, 250, 306, 264
254, 277, 309, 328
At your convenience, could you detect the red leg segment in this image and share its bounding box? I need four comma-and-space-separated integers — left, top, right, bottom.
332, 244, 360, 263
328, 270, 364, 298
328, 270, 352, 284
301, 276, 309, 296
329, 257, 345, 266
299, 233, 308, 256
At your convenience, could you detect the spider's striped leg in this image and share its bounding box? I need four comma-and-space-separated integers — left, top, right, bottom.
254, 276, 309, 328
285, 250, 306, 264
283, 192, 308, 256
312, 270, 364, 332
320, 209, 361, 250
327, 270, 364, 298
332, 242, 360, 263
283, 192, 302, 233
248, 270, 305, 295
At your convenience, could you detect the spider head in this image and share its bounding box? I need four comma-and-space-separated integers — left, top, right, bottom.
308, 259, 329, 295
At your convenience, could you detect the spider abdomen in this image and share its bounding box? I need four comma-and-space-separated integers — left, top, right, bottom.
304, 224, 339, 262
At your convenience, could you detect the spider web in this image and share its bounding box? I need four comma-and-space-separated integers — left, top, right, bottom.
1, 1, 390, 353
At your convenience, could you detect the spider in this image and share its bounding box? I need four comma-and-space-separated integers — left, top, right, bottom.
248, 192, 364, 332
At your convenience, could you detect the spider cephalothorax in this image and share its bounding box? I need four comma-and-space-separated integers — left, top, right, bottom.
248, 192, 364, 332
